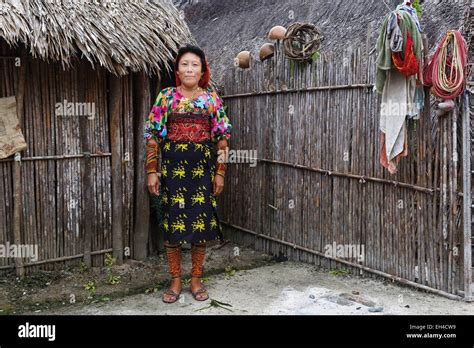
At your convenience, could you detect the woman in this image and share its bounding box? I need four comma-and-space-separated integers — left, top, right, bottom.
144, 44, 231, 303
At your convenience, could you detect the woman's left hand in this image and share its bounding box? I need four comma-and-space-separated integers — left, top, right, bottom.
213, 174, 224, 196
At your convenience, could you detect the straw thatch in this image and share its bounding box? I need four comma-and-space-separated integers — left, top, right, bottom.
0, 0, 196, 76
177, 0, 470, 84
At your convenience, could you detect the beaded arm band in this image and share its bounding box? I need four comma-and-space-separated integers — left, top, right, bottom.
215, 142, 228, 178
146, 140, 160, 174
216, 162, 227, 178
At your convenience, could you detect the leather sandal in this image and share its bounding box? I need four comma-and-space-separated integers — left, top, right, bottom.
162, 287, 181, 304
191, 283, 209, 301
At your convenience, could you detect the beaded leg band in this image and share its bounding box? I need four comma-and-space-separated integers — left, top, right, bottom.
165, 244, 182, 278
191, 243, 206, 278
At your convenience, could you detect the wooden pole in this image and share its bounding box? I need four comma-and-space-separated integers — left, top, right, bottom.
0, 248, 113, 270
79, 62, 93, 267
108, 74, 124, 264
253, 157, 438, 194
221, 83, 374, 99
132, 71, 150, 260
12, 52, 26, 277
0, 153, 111, 162
462, 91, 472, 300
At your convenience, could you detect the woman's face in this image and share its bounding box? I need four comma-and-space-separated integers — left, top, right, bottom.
177, 52, 203, 89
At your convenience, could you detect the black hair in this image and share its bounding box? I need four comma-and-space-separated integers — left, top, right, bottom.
174, 44, 207, 73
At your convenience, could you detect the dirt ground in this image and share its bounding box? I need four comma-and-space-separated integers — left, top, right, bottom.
0, 241, 273, 315
1, 241, 473, 315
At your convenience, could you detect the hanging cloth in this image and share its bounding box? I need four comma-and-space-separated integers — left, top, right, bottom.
391, 31, 420, 76
396, 3, 423, 33
376, 10, 422, 93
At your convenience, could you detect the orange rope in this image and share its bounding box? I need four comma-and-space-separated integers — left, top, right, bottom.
423, 30, 467, 99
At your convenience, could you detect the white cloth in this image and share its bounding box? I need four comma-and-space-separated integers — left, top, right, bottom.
380, 71, 416, 161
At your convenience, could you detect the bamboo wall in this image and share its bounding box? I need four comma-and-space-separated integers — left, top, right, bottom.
0, 39, 470, 297
0, 42, 139, 273
220, 41, 468, 297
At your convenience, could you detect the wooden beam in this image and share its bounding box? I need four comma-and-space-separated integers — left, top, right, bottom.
108, 74, 124, 264
12, 52, 26, 277
0, 248, 114, 270
253, 157, 438, 194
0, 153, 111, 162
221, 83, 374, 99
462, 91, 472, 300
79, 62, 93, 267
132, 71, 151, 260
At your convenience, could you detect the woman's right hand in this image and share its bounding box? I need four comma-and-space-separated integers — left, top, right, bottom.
147, 173, 161, 196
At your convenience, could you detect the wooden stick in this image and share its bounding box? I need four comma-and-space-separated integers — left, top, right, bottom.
462, 91, 472, 299
441, 110, 449, 291
79, 61, 93, 267
109, 74, 123, 264
0, 153, 111, 162
253, 157, 438, 194
132, 71, 151, 260
12, 51, 26, 277
0, 248, 113, 270
221, 83, 374, 99
419, 34, 429, 286
449, 99, 458, 294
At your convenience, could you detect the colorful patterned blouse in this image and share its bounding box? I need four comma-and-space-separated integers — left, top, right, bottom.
144, 87, 232, 143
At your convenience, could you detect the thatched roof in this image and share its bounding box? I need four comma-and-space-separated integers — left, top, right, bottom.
176, 0, 471, 84
0, 0, 196, 76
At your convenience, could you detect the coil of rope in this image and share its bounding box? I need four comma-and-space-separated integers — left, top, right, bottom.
283, 22, 323, 63
423, 30, 468, 99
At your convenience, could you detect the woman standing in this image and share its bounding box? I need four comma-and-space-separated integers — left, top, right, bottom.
144, 45, 231, 303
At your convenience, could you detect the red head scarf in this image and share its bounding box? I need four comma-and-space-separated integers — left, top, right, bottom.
174, 57, 210, 89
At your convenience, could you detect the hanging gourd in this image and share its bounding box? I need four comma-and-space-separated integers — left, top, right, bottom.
259, 43, 275, 62
268, 26, 287, 40
235, 51, 251, 69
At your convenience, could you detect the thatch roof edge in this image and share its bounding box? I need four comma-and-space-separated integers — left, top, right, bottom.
0, 0, 196, 76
